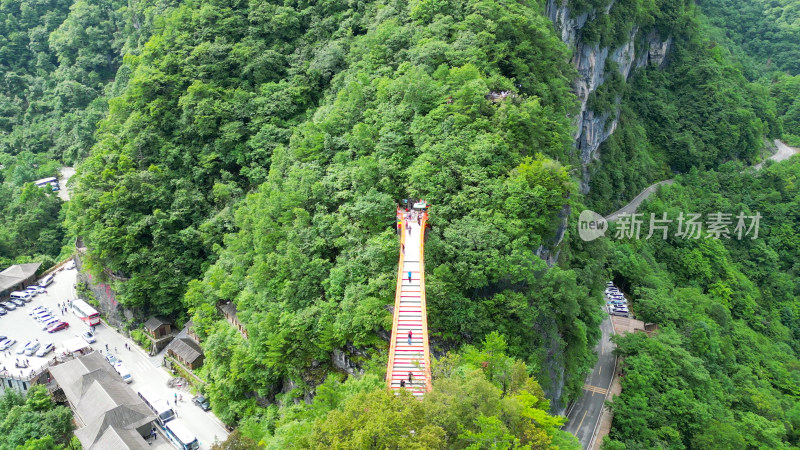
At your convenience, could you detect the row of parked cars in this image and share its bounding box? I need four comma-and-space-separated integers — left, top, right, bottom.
606, 282, 630, 317
0, 285, 47, 314
28, 306, 71, 333
0, 335, 55, 357
103, 352, 133, 383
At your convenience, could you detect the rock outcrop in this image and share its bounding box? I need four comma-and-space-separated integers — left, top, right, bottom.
539, 0, 673, 413
546, 0, 672, 193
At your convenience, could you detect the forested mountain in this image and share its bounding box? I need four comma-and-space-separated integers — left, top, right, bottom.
0, 0, 158, 267
71, 0, 605, 416
605, 158, 800, 448
697, 0, 800, 146
1, 0, 798, 446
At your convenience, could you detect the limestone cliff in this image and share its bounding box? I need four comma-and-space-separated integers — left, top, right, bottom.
546, 0, 672, 193
538, 0, 673, 413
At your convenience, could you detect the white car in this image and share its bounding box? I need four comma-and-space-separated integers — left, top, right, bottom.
24, 341, 41, 356
35, 313, 54, 323
82, 331, 96, 343
16, 340, 33, 354
28, 306, 47, 315
41, 318, 60, 330
35, 342, 55, 357
25, 286, 45, 296
0, 338, 17, 351
65, 260, 76, 270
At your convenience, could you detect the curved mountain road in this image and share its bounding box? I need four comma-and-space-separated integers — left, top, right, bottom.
604, 180, 674, 222
566, 140, 798, 448
604, 140, 798, 222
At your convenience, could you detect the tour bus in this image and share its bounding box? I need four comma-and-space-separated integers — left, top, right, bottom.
34, 177, 59, 191
70, 299, 100, 326
164, 420, 200, 450
137, 386, 175, 427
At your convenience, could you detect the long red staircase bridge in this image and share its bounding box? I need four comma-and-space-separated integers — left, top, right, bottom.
386, 202, 433, 397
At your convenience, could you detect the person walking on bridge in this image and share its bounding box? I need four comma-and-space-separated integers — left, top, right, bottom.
408, 271, 412, 283
407, 330, 413, 345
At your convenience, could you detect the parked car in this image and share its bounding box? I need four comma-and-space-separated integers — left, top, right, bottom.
28, 306, 47, 315
114, 364, 132, 383
65, 260, 76, 270
10, 291, 32, 302
0, 308, 6, 316
38, 274, 54, 286
41, 318, 60, 330
25, 286, 45, 295
35, 342, 55, 357
105, 353, 120, 366
17, 340, 33, 354
0, 338, 17, 351
82, 331, 96, 343
1, 302, 16, 311
192, 395, 211, 411
36, 314, 54, 323
10, 298, 26, 307
47, 322, 69, 333
24, 341, 41, 356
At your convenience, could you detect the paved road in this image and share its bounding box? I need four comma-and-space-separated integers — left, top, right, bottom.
755, 139, 799, 169
605, 140, 799, 222
563, 315, 616, 448
91, 321, 229, 448
57, 167, 75, 201
604, 180, 674, 222
571, 139, 799, 447
95, 323, 229, 448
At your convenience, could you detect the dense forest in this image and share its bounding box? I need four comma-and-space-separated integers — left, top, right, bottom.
0, 385, 75, 448
697, 0, 800, 146
0, 0, 798, 446
0, 0, 140, 268
604, 158, 800, 448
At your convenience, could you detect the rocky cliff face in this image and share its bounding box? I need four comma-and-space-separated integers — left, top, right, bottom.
539, 0, 673, 413
546, 0, 672, 193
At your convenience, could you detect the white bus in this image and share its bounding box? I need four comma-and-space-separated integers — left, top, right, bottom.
164, 420, 200, 450
34, 177, 59, 190
137, 386, 175, 427
70, 299, 100, 326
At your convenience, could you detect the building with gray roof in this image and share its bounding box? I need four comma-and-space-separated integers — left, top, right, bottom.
0, 262, 41, 300
48, 351, 155, 449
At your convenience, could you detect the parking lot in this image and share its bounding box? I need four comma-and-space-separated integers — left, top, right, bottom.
605, 281, 631, 318
0, 265, 83, 377
0, 264, 228, 448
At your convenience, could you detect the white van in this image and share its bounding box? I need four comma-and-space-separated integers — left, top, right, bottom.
38, 274, 54, 286
115, 364, 133, 383
10, 291, 32, 302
